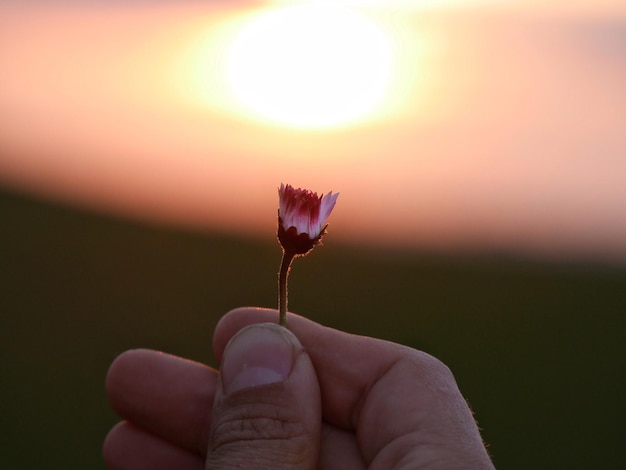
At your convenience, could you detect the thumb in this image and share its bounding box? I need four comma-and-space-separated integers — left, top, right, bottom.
207, 323, 321, 470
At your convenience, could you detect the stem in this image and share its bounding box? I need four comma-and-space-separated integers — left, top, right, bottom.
278, 250, 296, 327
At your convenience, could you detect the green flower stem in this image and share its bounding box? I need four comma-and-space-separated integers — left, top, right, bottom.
278, 250, 296, 327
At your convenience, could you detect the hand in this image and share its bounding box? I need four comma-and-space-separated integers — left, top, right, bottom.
103, 307, 494, 469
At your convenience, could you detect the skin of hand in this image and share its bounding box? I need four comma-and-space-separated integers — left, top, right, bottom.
103, 307, 495, 470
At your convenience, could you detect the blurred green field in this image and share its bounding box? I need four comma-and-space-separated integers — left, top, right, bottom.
1, 186, 625, 469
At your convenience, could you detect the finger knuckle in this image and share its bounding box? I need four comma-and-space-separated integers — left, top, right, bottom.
209, 398, 313, 467
213, 404, 303, 444
404, 351, 459, 396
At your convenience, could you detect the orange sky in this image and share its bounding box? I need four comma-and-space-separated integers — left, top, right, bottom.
1, 1, 625, 261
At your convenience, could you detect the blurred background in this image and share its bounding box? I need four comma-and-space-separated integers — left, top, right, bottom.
1, 0, 625, 468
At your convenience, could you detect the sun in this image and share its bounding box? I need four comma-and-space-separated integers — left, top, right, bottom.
226, 4, 393, 130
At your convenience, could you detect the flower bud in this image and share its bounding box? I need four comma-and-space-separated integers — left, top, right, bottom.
277, 183, 339, 256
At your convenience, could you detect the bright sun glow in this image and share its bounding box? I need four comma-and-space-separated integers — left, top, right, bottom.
226, 4, 393, 129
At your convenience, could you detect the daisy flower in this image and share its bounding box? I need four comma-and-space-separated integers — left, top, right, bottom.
276, 183, 338, 326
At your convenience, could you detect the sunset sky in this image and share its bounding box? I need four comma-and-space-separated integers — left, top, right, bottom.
1, 0, 625, 261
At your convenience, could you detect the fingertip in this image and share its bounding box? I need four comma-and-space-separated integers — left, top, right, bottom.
102, 421, 127, 468
213, 307, 332, 364
220, 323, 302, 394
213, 307, 278, 362
105, 349, 153, 412
105, 350, 135, 410
106, 349, 151, 382
103, 421, 205, 470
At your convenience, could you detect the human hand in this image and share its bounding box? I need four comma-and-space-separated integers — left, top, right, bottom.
103, 307, 494, 469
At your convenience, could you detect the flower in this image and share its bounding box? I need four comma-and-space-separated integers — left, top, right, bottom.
276, 183, 339, 326
277, 183, 339, 256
